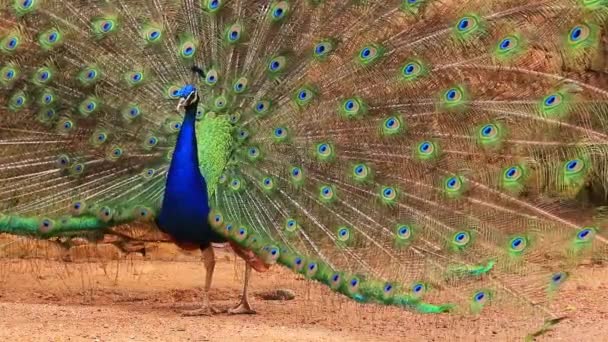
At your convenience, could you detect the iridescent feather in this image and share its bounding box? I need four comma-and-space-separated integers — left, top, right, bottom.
0, 0, 607, 332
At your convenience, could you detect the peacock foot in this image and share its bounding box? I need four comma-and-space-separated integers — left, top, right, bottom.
180, 304, 223, 316
227, 301, 256, 315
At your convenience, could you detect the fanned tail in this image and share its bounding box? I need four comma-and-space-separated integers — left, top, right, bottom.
207, 0, 608, 316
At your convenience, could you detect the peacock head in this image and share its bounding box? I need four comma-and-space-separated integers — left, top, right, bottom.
175, 84, 199, 112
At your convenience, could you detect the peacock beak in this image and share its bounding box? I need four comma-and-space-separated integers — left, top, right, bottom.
176, 98, 187, 112
176, 90, 198, 112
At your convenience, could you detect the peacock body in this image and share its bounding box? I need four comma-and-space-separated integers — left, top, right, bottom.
1, 0, 608, 321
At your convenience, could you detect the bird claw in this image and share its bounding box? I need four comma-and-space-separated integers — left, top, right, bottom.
180, 305, 223, 316
227, 301, 256, 315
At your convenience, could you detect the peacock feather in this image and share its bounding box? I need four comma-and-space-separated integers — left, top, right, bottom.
1, 0, 608, 321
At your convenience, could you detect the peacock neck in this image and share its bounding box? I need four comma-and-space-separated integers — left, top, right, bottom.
157, 104, 213, 243
169, 106, 201, 182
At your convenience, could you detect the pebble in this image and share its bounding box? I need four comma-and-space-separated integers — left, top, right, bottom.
257, 289, 296, 301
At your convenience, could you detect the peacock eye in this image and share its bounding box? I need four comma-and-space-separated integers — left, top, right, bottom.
447, 89, 456, 99
313, 41, 333, 59
101, 21, 113, 32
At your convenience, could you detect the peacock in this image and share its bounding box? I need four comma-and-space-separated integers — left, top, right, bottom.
1, 0, 608, 324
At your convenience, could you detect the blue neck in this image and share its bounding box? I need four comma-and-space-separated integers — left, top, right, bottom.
157, 105, 213, 244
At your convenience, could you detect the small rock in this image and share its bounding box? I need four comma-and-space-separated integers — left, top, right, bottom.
257, 289, 296, 301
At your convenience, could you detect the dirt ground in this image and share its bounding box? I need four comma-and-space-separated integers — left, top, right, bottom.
1, 239, 608, 342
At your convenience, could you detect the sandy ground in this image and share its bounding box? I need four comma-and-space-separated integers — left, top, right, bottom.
1, 241, 608, 342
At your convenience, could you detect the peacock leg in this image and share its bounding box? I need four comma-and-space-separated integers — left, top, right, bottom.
181, 246, 222, 316
228, 263, 256, 315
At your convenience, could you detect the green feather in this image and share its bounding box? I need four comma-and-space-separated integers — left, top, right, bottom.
400, 0, 428, 14
413, 140, 441, 161
335, 226, 355, 247
470, 290, 493, 314
91, 15, 119, 38
564, 22, 601, 58
350, 162, 373, 183
224, 22, 245, 44
539, 90, 573, 118
1, 31, 22, 54
394, 224, 415, 248
492, 33, 526, 62
78, 66, 102, 86
205, 69, 220, 87
124, 70, 147, 87
318, 184, 337, 204
400, 59, 428, 82
8, 90, 27, 111
438, 85, 468, 112
289, 166, 305, 187
38, 28, 63, 50
453, 14, 485, 41
232, 77, 249, 94
500, 164, 529, 194
314, 142, 336, 162
271, 126, 290, 143
312, 39, 336, 60
268, 1, 290, 22
78, 96, 100, 117
201, 0, 225, 13
293, 85, 317, 108
177, 34, 197, 59
1, 64, 19, 86
12, 0, 40, 16
475, 122, 506, 149
356, 43, 385, 66
141, 23, 163, 44
267, 55, 289, 77
339, 97, 367, 119
560, 156, 591, 194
